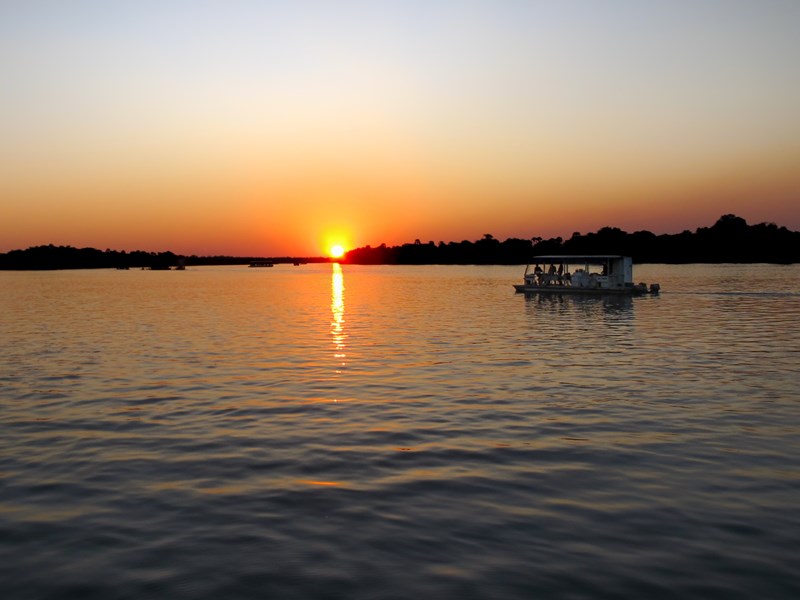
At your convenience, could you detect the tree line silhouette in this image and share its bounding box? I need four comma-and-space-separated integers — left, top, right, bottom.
0, 246, 330, 270
344, 215, 799, 265
1, 214, 798, 270
0, 246, 184, 271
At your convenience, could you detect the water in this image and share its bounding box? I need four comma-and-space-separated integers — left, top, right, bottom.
2, 263, 799, 599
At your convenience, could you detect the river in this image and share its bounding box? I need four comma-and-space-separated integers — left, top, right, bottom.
1, 263, 799, 599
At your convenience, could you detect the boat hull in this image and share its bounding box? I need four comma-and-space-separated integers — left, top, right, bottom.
513, 284, 651, 295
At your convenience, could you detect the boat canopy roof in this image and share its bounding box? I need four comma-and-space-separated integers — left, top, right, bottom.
532, 255, 626, 264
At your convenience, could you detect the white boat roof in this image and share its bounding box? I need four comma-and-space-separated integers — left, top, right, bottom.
533, 255, 627, 262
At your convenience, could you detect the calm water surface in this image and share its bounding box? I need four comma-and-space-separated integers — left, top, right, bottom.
2, 264, 799, 599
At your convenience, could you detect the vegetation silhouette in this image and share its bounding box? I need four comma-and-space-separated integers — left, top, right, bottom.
0, 246, 330, 271
1, 215, 798, 270
344, 215, 799, 265
0, 246, 182, 271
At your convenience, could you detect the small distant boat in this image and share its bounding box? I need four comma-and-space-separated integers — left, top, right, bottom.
249, 261, 274, 268
514, 255, 660, 295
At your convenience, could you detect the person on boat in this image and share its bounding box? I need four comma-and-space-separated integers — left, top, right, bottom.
543, 264, 556, 285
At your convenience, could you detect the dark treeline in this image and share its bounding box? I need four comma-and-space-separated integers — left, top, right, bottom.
344, 215, 800, 265
2, 214, 798, 270
0, 245, 329, 270
0, 246, 183, 270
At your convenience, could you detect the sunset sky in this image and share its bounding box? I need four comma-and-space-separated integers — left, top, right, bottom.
2, 1, 799, 256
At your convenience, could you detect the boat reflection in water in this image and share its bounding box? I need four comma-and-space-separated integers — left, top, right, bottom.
523, 290, 638, 336
331, 263, 346, 373
524, 290, 635, 315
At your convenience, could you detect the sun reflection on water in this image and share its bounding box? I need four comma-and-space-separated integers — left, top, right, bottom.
331, 263, 346, 372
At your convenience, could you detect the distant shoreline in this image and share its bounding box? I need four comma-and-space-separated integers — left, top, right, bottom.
2, 214, 798, 270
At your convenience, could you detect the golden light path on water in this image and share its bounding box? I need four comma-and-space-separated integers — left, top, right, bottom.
331, 263, 346, 374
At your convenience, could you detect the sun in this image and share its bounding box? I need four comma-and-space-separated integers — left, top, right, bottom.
329, 244, 346, 259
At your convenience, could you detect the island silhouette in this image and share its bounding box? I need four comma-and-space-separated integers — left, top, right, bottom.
1, 214, 798, 270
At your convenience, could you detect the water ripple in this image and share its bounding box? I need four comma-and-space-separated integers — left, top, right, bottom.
1, 265, 799, 599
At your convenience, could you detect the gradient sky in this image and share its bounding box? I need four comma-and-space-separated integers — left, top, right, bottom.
2, 0, 799, 256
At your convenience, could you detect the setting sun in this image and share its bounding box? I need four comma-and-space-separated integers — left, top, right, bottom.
329, 244, 345, 259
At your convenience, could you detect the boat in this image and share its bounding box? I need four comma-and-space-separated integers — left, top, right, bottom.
249, 261, 274, 268
513, 255, 660, 295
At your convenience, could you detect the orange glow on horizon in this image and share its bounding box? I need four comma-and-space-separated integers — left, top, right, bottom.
298, 480, 342, 487
2, 4, 799, 254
